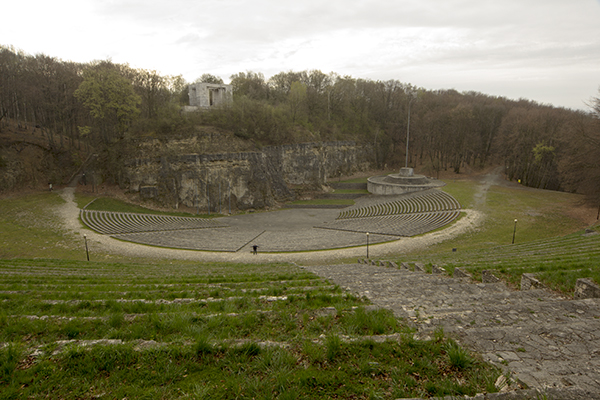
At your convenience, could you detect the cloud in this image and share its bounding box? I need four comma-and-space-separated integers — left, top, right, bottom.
1, 0, 599, 109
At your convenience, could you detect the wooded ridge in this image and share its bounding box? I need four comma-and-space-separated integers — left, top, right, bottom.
1, 45, 599, 204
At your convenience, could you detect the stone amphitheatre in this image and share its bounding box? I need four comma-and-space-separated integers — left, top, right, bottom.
80, 186, 461, 253
65, 168, 600, 398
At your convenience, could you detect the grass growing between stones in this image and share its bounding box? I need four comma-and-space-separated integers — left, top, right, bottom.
0, 258, 500, 399
404, 227, 600, 295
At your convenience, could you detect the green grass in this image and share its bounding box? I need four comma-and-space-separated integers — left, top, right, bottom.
0, 192, 82, 260
0, 339, 495, 399
415, 180, 589, 254
392, 178, 599, 294
288, 199, 355, 206
0, 258, 499, 398
332, 188, 369, 194
338, 176, 370, 184
2, 171, 598, 397
402, 229, 600, 294
438, 179, 479, 209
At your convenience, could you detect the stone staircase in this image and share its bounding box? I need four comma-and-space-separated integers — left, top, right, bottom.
302, 262, 600, 397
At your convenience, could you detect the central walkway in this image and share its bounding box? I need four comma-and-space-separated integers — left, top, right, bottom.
111, 208, 398, 252
302, 262, 600, 398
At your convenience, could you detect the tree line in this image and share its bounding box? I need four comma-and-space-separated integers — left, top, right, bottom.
1, 45, 599, 204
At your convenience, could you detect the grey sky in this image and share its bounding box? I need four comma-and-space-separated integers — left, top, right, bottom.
3, 0, 599, 110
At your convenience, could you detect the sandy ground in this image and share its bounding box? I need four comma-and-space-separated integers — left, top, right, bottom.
56, 178, 490, 264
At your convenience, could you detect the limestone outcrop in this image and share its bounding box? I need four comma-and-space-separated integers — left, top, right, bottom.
122, 141, 370, 211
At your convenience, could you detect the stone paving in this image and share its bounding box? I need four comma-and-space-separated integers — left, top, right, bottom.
109, 208, 399, 252
301, 262, 600, 399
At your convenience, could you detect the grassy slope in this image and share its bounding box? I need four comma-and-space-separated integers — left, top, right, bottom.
0, 192, 81, 260
0, 259, 498, 399
429, 179, 588, 251
1, 174, 597, 397
400, 177, 599, 294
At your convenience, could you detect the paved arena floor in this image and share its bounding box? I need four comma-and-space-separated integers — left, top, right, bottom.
113, 208, 398, 252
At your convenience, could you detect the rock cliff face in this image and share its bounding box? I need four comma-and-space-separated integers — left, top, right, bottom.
0, 128, 79, 192
122, 141, 370, 211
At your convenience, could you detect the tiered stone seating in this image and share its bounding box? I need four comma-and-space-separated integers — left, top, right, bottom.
80, 210, 227, 235
337, 189, 460, 220
320, 189, 461, 237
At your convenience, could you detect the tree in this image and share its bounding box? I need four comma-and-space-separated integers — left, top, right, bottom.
288, 81, 307, 123
531, 142, 558, 189
74, 63, 141, 144
229, 71, 268, 100
196, 73, 224, 84
558, 92, 600, 204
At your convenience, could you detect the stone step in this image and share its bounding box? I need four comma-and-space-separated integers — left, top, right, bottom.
420, 297, 600, 328
379, 286, 559, 306
447, 320, 600, 393
302, 262, 600, 395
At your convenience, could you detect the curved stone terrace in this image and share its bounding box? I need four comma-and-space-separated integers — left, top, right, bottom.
367, 167, 446, 195
79, 188, 462, 253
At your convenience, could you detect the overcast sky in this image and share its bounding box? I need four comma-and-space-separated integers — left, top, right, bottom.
3, 0, 600, 110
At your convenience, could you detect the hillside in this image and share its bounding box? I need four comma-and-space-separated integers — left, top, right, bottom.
2, 46, 600, 208
0, 121, 86, 192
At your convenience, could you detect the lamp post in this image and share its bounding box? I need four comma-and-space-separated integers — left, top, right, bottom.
512, 219, 518, 244
366, 232, 370, 259
84, 234, 89, 261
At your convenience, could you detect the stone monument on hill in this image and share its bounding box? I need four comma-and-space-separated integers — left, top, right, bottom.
187, 82, 232, 109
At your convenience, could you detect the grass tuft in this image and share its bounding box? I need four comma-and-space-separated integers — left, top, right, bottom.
194, 334, 213, 356
325, 334, 342, 361
445, 340, 473, 370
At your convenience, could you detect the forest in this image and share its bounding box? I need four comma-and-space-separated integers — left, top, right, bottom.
1, 45, 599, 204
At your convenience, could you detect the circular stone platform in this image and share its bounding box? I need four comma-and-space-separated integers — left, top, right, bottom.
367, 167, 445, 195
